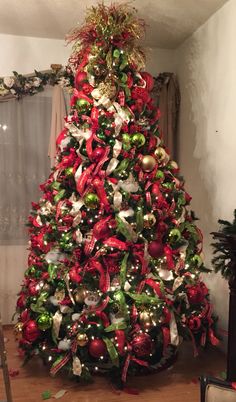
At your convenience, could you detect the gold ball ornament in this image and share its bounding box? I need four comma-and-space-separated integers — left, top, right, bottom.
54, 288, 65, 302
143, 213, 156, 228
139, 310, 152, 329
169, 160, 179, 171
141, 155, 156, 172
154, 147, 168, 162
14, 322, 23, 337
76, 332, 89, 347
98, 80, 117, 99
74, 288, 87, 304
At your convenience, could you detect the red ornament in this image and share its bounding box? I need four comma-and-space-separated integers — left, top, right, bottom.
28, 282, 39, 296
148, 240, 164, 258
16, 293, 26, 308
75, 71, 87, 89
188, 316, 201, 331
187, 282, 208, 304
132, 333, 153, 357
23, 320, 40, 342
92, 147, 105, 162
88, 339, 107, 358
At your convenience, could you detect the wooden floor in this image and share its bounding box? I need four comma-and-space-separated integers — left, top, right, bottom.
0, 327, 226, 402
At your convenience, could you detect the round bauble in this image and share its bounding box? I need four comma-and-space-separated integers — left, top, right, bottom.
154, 147, 167, 162
92, 147, 105, 162
75, 71, 87, 89
148, 240, 164, 258
191, 254, 202, 267
155, 170, 165, 181
88, 339, 107, 358
122, 133, 130, 144
168, 160, 179, 171
23, 320, 40, 342
76, 98, 90, 108
54, 288, 65, 302
168, 228, 181, 244
14, 322, 23, 336
141, 155, 156, 172
84, 291, 100, 307
131, 133, 146, 148
132, 333, 153, 357
74, 287, 87, 304
84, 193, 99, 209
77, 332, 89, 347
37, 313, 52, 331
143, 213, 156, 228
139, 310, 152, 329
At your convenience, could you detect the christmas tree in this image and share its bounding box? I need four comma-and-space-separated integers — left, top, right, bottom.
15, 3, 218, 384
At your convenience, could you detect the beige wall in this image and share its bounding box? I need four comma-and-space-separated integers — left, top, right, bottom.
176, 0, 236, 348
0, 33, 175, 77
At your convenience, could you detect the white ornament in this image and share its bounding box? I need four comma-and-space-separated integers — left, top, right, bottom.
58, 338, 71, 351
72, 356, 82, 376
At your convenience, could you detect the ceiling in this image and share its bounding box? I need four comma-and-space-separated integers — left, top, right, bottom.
0, 0, 229, 48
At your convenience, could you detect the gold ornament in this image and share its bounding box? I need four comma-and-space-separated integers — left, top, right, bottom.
54, 288, 65, 302
141, 155, 156, 172
139, 310, 152, 329
74, 288, 87, 304
76, 332, 89, 347
169, 160, 179, 170
98, 80, 117, 99
14, 322, 23, 336
154, 147, 167, 162
143, 213, 156, 228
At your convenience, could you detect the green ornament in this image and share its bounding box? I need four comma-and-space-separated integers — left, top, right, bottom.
84, 193, 99, 209
76, 98, 90, 108
113, 49, 120, 58
122, 133, 130, 144
191, 254, 202, 267
65, 167, 73, 176
131, 133, 146, 148
168, 228, 181, 244
97, 132, 106, 140
108, 138, 115, 146
37, 313, 52, 331
155, 170, 165, 180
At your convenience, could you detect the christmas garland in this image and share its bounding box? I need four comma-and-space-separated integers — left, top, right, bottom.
0, 67, 74, 99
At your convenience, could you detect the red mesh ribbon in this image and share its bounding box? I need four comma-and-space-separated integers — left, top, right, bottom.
103, 237, 128, 250
161, 326, 170, 355
164, 245, 175, 269
50, 339, 77, 376
122, 353, 149, 382
115, 330, 126, 355
76, 163, 95, 195
86, 259, 110, 293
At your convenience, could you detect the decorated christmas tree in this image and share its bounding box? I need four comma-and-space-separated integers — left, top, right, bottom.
15, 3, 218, 385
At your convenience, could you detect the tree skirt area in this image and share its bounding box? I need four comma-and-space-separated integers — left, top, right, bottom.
0, 327, 226, 402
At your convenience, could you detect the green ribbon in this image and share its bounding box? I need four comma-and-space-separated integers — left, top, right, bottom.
104, 322, 127, 332
113, 290, 128, 316
54, 189, 66, 203
51, 181, 61, 190
120, 252, 129, 287
113, 159, 129, 175
48, 263, 58, 280
103, 337, 119, 367
136, 209, 143, 233
116, 216, 133, 241
126, 291, 162, 305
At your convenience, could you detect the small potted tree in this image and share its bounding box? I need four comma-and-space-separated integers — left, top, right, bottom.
211, 210, 236, 382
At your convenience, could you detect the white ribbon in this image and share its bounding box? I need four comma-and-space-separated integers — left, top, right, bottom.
52, 311, 62, 339
73, 357, 82, 376
170, 312, 180, 346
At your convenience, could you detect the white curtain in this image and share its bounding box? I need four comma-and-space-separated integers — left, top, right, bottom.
0, 88, 52, 324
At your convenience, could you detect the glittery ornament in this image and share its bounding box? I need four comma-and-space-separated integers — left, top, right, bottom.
88, 339, 107, 358
141, 155, 156, 172
84, 193, 99, 209
37, 313, 52, 331
84, 291, 100, 307
76, 98, 90, 108
143, 213, 156, 228
77, 332, 89, 347
132, 333, 153, 357
92, 147, 105, 162
54, 288, 66, 302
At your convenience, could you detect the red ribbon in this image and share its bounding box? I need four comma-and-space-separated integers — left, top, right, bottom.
76, 163, 95, 195
115, 330, 126, 355
103, 237, 128, 250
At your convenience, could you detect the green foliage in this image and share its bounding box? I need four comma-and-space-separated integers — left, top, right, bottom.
211, 209, 236, 280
